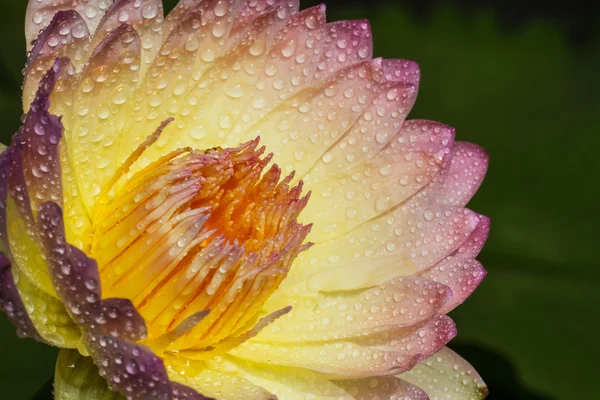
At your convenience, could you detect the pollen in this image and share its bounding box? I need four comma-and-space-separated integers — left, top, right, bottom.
89, 134, 311, 355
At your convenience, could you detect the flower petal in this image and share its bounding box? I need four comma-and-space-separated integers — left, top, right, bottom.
37, 201, 209, 400
55, 349, 124, 400
169, 365, 276, 400
7, 145, 56, 295
229, 0, 299, 43
435, 142, 488, 207
231, 339, 423, 378
300, 119, 452, 241
285, 206, 480, 293
8, 264, 82, 347
228, 5, 328, 142
453, 214, 490, 259
2, 139, 80, 348
305, 80, 418, 181
208, 357, 354, 400
381, 59, 421, 85
126, 6, 287, 167
89, 0, 164, 76
314, 20, 373, 82
422, 257, 486, 314
0, 145, 12, 253
258, 276, 451, 342
235, 314, 456, 379
6, 58, 70, 296
399, 347, 488, 400
19, 59, 65, 213
239, 60, 382, 178
26, 0, 111, 49
23, 10, 90, 110
335, 376, 428, 400
70, 24, 141, 210
354, 315, 456, 360
0, 254, 46, 343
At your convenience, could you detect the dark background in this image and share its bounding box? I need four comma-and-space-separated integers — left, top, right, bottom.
1, 0, 599, 399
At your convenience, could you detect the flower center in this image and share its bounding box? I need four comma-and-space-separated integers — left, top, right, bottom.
89, 135, 311, 355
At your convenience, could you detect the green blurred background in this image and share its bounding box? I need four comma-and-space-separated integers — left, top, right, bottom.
1, 0, 599, 399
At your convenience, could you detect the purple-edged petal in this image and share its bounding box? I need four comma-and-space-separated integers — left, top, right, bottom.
25, 0, 111, 49
0, 254, 46, 342
336, 376, 429, 400
37, 201, 210, 400
436, 142, 489, 207
20, 58, 65, 213
89, 0, 164, 75
0, 145, 12, 252
6, 140, 57, 294
23, 10, 90, 110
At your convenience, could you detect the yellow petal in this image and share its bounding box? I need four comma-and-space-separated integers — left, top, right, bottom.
207, 357, 354, 400
11, 266, 81, 348
399, 346, 488, 400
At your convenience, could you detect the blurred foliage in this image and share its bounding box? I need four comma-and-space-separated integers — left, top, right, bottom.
1, 1, 599, 399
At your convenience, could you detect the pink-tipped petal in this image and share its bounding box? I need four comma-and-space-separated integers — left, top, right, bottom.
240, 60, 380, 177
382, 59, 421, 86
436, 142, 488, 207
313, 20, 373, 82
453, 214, 490, 259
258, 276, 451, 342
336, 376, 429, 400
232, 339, 424, 378
228, 0, 299, 44
424, 257, 487, 313
25, 0, 112, 49
230, 5, 328, 141
356, 315, 457, 360
285, 206, 481, 293
306, 81, 418, 179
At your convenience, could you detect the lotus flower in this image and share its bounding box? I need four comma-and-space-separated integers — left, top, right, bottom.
0, 1, 490, 399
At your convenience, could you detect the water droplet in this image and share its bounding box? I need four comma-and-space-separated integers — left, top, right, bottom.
281, 40, 297, 58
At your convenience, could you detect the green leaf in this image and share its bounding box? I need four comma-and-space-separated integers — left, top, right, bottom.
54, 349, 124, 400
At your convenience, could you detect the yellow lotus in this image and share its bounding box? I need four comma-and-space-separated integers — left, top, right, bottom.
0, 1, 489, 399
